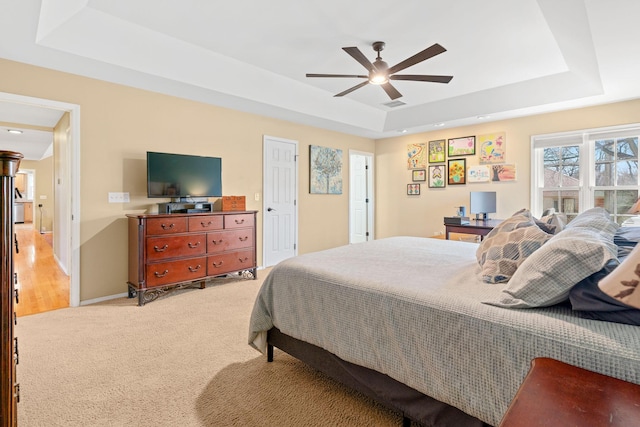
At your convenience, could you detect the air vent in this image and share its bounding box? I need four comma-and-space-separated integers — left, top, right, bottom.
382, 100, 406, 108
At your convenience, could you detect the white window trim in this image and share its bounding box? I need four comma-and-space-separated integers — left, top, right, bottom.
531, 123, 640, 217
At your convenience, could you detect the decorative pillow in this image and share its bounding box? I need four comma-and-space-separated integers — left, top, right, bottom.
485, 208, 618, 308
476, 210, 552, 283
539, 212, 567, 234
569, 259, 640, 326
598, 243, 640, 309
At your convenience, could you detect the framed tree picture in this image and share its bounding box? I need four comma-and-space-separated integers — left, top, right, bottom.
448, 136, 476, 156
309, 145, 343, 194
428, 139, 446, 163
428, 165, 446, 188
448, 158, 466, 185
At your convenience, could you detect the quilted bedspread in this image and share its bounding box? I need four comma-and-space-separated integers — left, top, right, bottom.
248, 236, 640, 426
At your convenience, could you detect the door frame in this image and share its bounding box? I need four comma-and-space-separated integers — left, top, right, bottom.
349, 150, 375, 243
0, 91, 81, 307
262, 135, 299, 267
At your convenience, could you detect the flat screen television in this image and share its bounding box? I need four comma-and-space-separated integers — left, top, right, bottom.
147, 151, 222, 200
470, 191, 496, 220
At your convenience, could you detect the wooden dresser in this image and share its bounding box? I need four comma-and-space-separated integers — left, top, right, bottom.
1, 151, 22, 427
126, 211, 257, 306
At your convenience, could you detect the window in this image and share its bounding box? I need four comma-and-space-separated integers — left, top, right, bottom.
532, 124, 640, 225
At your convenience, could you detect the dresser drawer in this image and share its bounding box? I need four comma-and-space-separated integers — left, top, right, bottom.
146, 257, 207, 287
188, 215, 223, 231
146, 217, 188, 235
207, 229, 254, 253
207, 250, 255, 276
224, 213, 254, 229
146, 234, 206, 261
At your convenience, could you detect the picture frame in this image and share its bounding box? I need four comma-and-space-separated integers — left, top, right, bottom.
428, 165, 446, 188
407, 143, 427, 169
309, 145, 343, 194
428, 139, 446, 163
448, 136, 476, 157
448, 158, 466, 185
407, 183, 421, 195
412, 169, 426, 182
467, 165, 491, 183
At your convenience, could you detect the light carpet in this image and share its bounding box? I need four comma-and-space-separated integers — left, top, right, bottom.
16, 271, 401, 426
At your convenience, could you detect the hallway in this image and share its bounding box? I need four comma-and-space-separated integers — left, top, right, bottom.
14, 224, 69, 317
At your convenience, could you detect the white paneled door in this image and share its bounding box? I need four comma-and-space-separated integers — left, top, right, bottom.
349, 151, 374, 243
263, 136, 298, 267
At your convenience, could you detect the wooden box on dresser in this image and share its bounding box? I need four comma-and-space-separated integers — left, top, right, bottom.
1, 151, 22, 427
127, 210, 258, 306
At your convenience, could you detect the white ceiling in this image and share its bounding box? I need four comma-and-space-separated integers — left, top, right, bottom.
1, 0, 640, 160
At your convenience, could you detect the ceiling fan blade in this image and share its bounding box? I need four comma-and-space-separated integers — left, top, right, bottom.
390, 74, 453, 83
334, 81, 369, 97
387, 43, 447, 75
381, 82, 402, 100
342, 47, 375, 72
306, 73, 368, 79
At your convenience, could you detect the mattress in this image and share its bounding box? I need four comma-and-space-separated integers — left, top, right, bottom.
248, 236, 640, 426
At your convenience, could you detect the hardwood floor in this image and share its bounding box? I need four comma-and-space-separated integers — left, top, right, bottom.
14, 223, 69, 317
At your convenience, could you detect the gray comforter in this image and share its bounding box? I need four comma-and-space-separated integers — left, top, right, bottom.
248, 236, 640, 425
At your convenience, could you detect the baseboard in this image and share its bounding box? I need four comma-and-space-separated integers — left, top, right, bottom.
80, 292, 129, 306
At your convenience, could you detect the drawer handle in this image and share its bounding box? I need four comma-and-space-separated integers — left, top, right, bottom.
161, 223, 175, 230
211, 239, 223, 245
154, 269, 169, 278
188, 241, 201, 249
14, 288, 19, 304
154, 244, 169, 252
235, 219, 245, 224
211, 261, 224, 268
188, 264, 202, 272
239, 257, 249, 263
14, 337, 18, 365
238, 236, 249, 242
200, 221, 214, 228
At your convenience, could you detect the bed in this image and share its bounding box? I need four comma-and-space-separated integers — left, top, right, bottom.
248, 209, 640, 426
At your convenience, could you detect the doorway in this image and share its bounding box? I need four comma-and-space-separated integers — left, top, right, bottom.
262, 135, 298, 267
349, 150, 374, 243
0, 91, 81, 308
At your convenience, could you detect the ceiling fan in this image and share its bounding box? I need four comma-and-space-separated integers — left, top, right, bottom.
306, 41, 453, 100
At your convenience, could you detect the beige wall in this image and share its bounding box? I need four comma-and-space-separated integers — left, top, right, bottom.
19, 157, 54, 232
0, 58, 374, 302
375, 99, 640, 238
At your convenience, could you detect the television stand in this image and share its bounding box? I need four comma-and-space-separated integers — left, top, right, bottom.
158, 202, 213, 214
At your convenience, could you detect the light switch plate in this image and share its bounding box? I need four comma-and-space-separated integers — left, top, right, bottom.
108, 192, 130, 203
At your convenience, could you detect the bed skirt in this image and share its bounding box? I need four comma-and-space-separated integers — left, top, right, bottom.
267, 327, 490, 427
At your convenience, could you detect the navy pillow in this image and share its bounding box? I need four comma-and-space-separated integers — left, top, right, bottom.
569, 229, 640, 326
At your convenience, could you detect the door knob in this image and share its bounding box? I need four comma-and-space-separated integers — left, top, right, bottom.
267, 207, 276, 212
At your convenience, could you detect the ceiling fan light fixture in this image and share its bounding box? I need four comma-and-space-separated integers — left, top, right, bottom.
369, 73, 388, 85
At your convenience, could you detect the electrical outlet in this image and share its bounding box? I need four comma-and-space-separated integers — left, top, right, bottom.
254, 192, 260, 201
108, 192, 130, 203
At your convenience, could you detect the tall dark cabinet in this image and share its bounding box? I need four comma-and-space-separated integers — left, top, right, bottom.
1, 151, 22, 427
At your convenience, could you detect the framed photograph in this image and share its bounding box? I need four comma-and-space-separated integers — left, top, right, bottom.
448, 158, 466, 185
428, 139, 446, 163
428, 165, 446, 188
412, 169, 426, 182
407, 183, 421, 195
448, 136, 476, 157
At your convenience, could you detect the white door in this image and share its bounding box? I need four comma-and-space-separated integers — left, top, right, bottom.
349, 151, 374, 243
263, 136, 298, 267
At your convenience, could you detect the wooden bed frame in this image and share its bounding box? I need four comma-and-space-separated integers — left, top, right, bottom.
267, 327, 490, 427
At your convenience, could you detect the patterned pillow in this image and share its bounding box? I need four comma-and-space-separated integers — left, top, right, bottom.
476, 210, 552, 283
485, 208, 618, 308
598, 243, 640, 309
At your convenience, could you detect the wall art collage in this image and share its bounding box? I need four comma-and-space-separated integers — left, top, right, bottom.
406, 131, 514, 195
